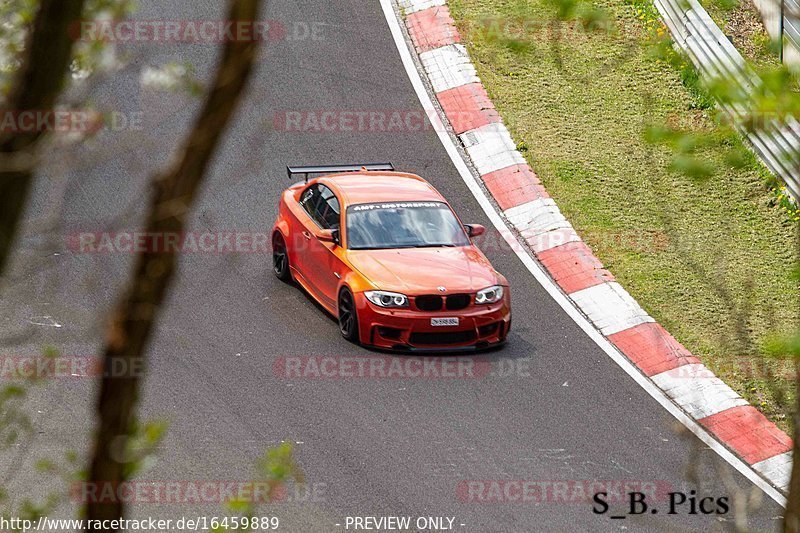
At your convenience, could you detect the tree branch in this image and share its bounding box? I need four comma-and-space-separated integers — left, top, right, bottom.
85, 0, 263, 527
0, 0, 87, 274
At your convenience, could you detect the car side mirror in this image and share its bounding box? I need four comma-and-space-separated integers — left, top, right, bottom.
318, 228, 339, 245
465, 224, 485, 237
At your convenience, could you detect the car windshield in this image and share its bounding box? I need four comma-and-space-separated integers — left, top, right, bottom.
346, 201, 471, 250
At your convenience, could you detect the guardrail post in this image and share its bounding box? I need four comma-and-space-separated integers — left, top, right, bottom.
781, 0, 785, 62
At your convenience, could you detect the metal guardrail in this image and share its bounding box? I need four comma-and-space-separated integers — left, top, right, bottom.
655, 0, 800, 201
784, 0, 800, 55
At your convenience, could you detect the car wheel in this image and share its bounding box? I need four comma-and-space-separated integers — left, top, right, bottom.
338, 288, 360, 343
272, 232, 291, 282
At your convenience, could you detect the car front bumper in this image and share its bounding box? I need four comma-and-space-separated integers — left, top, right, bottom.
355, 292, 511, 352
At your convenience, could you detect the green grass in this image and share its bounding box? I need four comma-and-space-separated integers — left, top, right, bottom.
449, 0, 799, 432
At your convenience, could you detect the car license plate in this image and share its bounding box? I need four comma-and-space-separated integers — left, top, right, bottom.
431, 317, 459, 327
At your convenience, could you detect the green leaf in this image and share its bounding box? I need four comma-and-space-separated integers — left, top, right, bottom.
669, 155, 715, 180
35, 459, 57, 473
41, 346, 59, 359
763, 331, 800, 359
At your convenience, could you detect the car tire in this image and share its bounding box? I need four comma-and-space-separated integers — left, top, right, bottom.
272, 232, 291, 282
338, 287, 360, 343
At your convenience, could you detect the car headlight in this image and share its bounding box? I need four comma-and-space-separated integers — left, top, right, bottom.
365, 290, 409, 308
475, 285, 504, 304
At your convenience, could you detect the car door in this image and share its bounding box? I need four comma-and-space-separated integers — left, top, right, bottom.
298, 184, 342, 308
293, 184, 322, 283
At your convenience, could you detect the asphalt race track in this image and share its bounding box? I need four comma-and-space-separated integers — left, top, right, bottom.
0, 0, 787, 531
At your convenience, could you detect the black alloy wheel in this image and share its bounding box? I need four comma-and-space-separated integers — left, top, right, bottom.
272, 232, 291, 281
338, 288, 359, 342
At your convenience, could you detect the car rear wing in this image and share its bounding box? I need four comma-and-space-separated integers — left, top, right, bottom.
286, 163, 395, 183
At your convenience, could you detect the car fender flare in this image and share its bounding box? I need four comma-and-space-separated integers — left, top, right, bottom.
272, 222, 297, 270
272, 220, 290, 240
340, 271, 372, 298
337, 278, 371, 342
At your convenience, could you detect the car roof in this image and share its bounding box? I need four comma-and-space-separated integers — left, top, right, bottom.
316, 171, 446, 206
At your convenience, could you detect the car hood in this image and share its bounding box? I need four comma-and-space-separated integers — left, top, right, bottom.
346, 246, 499, 294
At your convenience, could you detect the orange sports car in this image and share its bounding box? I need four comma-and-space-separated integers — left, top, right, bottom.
271, 164, 511, 351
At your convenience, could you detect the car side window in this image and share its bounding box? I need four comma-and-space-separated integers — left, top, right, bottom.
300, 184, 340, 230
318, 186, 341, 229
300, 185, 320, 219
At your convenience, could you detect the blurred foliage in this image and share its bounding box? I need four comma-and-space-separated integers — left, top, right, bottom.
0, 384, 31, 450
121, 419, 170, 478
628, 0, 800, 221
0, 344, 170, 525
212, 442, 302, 532
764, 330, 800, 360
643, 125, 748, 181
470, 0, 612, 55
0, 0, 136, 96
140, 61, 205, 96
0, 347, 77, 527
495, 0, 800, 216
545, 0, 611, 29
0, 0, 38, 91
71, 0, 136, 79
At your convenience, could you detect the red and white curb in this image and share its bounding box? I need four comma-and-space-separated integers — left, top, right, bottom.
396, 0, 793, 496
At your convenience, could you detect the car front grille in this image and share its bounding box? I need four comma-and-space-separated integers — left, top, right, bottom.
445, 294, 471, 310
415, 295, 443, 311
415, 293, 471, 311
409, 330, 476, 345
